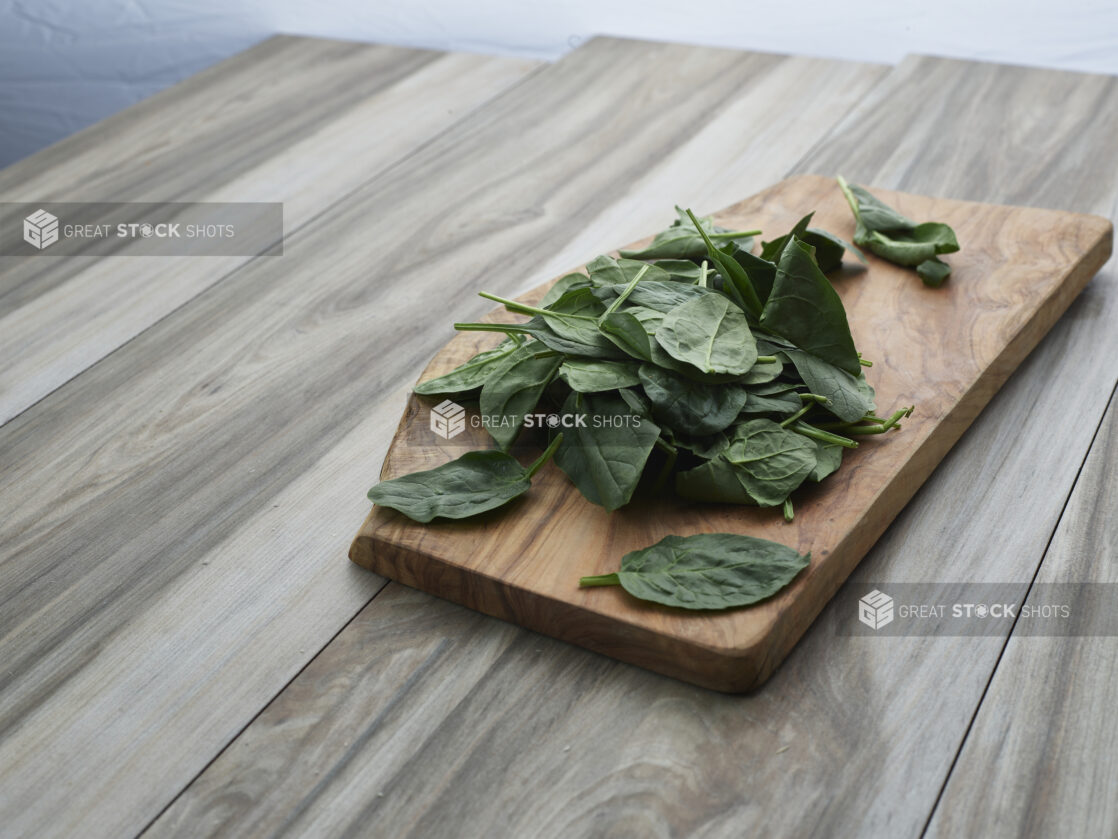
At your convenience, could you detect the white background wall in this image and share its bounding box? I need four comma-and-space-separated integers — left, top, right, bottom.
2, 0, 1117, 168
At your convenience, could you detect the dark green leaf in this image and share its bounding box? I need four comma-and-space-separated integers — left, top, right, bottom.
809, 440, 843, 482
722, 419, 817, 506
675, 456, 755, 504
917, 256, 952, 287
780, 348, 874, 422
579, 533, 809, 610
586, 255, 670, 287
626, 305, 665, 334
651, 259, 706, 283
760, 212, 814, 262
671, 429, 731, 459
740, 356, 783, 385
686, 209, 763, 317
479, 344, 562, 448
638, 364, 747, 436
739, 389, 802, 417
595, 280, 705, 313
655, 293, 757, 376
726, 245, 778, 303
838, 177, 958, 282
803, 227, 866, 272
559, 359, 642, 392
368, 436, 561, 523
517, 317, 623, 358
760, 238, 862, 375
414, 338, 519, 397
617, 386, 651, 416
553, 390, 661, 511
618, 207, 755, 261
540, 272, 592, 308
599, 311, 654, 361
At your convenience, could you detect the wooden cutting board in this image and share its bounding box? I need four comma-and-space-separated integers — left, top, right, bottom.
349, 174, 1112, 692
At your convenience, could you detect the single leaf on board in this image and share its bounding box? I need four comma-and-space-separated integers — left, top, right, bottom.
838, 176, 959, 284
368, 436, 561, 523
579, 532, 809, 610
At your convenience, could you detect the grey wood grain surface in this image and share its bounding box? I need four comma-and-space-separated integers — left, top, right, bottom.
0, 38, 887, 839
926, 385, 1118, 838
0, 35, 539, 426
146, 55, 1118, 838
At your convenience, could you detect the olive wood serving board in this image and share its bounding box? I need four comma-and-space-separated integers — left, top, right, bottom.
349, 174, 1112, 692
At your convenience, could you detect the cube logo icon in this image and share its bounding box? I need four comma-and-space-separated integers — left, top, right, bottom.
859, 590, 894, 630
430, 399, 466, 439
24, 209, 59, 250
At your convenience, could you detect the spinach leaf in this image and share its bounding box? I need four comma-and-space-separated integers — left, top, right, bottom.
676, 419, 816, 507
617, 386, 651, 416
619, 206, 758, 261
686, 208, 763, 317
809, 441, 843, 482
675, 455, 755, 504
803, 227, 866, 273
671, 429, 731, 460
559, 358, 642, 392
740, 356, 783, 385
760, 238, 862, 375
838, 175, 959, 285
540, 272, 592, 307
536, 287, 618, 354
726, 245, 777, 303
638, 364, 747, 436
479, 344, 562, 448
916, 255, 952, 287
595, 280, 706, 313
722, 419, 817, 506
414, 338, 519, 397
599, 311, 654, 361
760, 213, 864, 274
739, 389, 802, 417
759, 212, 813, 262
553, 390, 661, 511
651, 259, 706, 283
779, 347, 874, 423
626, 305, 665, 334
368, 435, 562, 523
655, 293, 757, 376
587, 255, 670, 287
579, 532, 809, 610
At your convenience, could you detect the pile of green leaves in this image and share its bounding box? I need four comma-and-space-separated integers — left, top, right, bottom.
367, 198, 914, 611
837, 175, 959, 286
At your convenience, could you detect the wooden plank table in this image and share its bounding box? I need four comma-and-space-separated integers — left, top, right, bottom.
0, 36, 1114, 839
